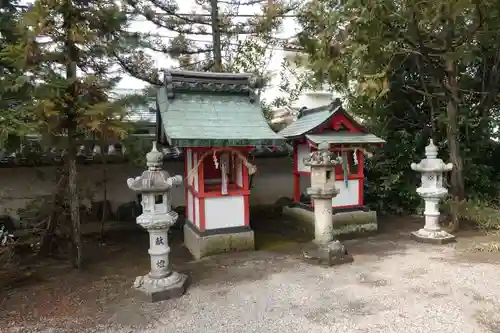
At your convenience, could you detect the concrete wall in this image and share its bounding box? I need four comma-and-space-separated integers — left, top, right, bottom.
0, 157, 312, 221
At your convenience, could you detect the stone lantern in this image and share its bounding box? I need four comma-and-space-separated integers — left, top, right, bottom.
302, 142, 353, 266
126, 141, 188, 302
410, 139, 454, 244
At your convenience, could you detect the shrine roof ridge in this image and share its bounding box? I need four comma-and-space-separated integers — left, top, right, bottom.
163, 70, 263, 97
278, 98, 373, 139
300, 99, 342, 118
278, 103, 343, 139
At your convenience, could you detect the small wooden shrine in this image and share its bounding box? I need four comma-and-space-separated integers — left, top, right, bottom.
279, 99, 385, 210
156, 70, 284, 259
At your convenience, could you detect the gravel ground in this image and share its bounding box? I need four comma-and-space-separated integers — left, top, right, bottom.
141, 245, 500, 333
7, 236, 500, 333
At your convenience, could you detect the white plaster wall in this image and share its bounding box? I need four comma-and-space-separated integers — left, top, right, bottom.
332, 179, 360, 207
297, 144, 311, 172
279, 49, 341, 109
187, 191, 194, 223
294, 92, 333, 109
0, 157, 315, 218
204, 196, 245, 230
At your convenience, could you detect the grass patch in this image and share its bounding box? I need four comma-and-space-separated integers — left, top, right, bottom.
443, 199, 500, 231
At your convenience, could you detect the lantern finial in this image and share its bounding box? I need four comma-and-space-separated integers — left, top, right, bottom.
424, 139, 438, 159
146, 141, 164, 169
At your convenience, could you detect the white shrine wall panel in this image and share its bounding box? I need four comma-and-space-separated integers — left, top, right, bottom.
204, 196, 245, 230
331, 179, 360, 207
187, 191, 194, 224
186, 148, 192, 164
297, 144, 311, 172
194, 197, 200, 226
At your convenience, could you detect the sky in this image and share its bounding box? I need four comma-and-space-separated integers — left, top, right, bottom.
115, 0, 301, 103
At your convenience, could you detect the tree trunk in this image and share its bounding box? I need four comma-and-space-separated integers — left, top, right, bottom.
67, 137, 82, 268
210, 0, 222, 71
100, 149, 108, 243
444, 59, 465, 232
38, 171, 67, 257
64, 0, 82, 268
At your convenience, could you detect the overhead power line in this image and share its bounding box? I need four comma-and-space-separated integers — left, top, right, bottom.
135, 33, 296, 50
12, 4, 299, 46
13, 4, 298, 18
130, 13, 298, 19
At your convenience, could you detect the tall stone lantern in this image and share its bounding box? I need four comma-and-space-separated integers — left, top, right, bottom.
126, 141, 188, 302
410, 139, 455, 244
302, 142, 354, 266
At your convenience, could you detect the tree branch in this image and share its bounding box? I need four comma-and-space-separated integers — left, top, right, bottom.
126, 0, 211, 26
217, 0, 268, 4
403, 84, 444, 98
414, 55, 438, 136
452, 1, 485, 49
112, 50, 161, 85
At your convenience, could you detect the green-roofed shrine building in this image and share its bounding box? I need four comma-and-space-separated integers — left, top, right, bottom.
278, 99, 385, 233
156, 70, 284, 259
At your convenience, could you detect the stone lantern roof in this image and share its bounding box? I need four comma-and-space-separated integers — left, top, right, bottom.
304, 142, 340, 167
127, 142, 182, 193
411, 140, 453, 172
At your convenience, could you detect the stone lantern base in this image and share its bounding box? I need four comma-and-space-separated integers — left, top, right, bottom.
303, 240, 354, 267
133, 271, 190, 303
410, 228, 455, 245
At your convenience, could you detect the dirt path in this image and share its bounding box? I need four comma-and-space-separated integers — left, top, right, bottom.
2, 216, 500, 332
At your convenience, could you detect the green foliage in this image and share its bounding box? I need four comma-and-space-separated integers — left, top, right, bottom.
442, 198, 500, 231
0, 0, 150, 266
296, 0, 495, 97
345, 56, 434, 214
0, 1, 35, 142
271, 55, 320, 108
122, 135, 153, 167
1, 0, 142, 145
229, 36, 273, 87
295, 0, 500, 218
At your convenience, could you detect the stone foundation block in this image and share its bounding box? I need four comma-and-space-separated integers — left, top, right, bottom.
303, 241, 354, 267
283, 206, 378, 238
183, 224, 255, 260
133, 272, 189, 303
410, 229, 456, 245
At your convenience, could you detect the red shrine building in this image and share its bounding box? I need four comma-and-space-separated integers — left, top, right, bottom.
156, 70, 284, 259
278, 99, 385, 231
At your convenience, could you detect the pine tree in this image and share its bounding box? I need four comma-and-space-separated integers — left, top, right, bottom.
116, 0, 297, 84
0, 0, 34, 143
3, 0, 139, 267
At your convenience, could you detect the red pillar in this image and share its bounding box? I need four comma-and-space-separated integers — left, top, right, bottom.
242, 154, 250, 226
357, 150, 365, 206
197, 150, 206, 231
184, 148, 189, 220
293, 142, 300, 202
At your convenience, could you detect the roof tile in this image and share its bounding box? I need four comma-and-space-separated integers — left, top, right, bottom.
158, 89, 284, 147
278, 108, 339, 138
306, 133, 385, 145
